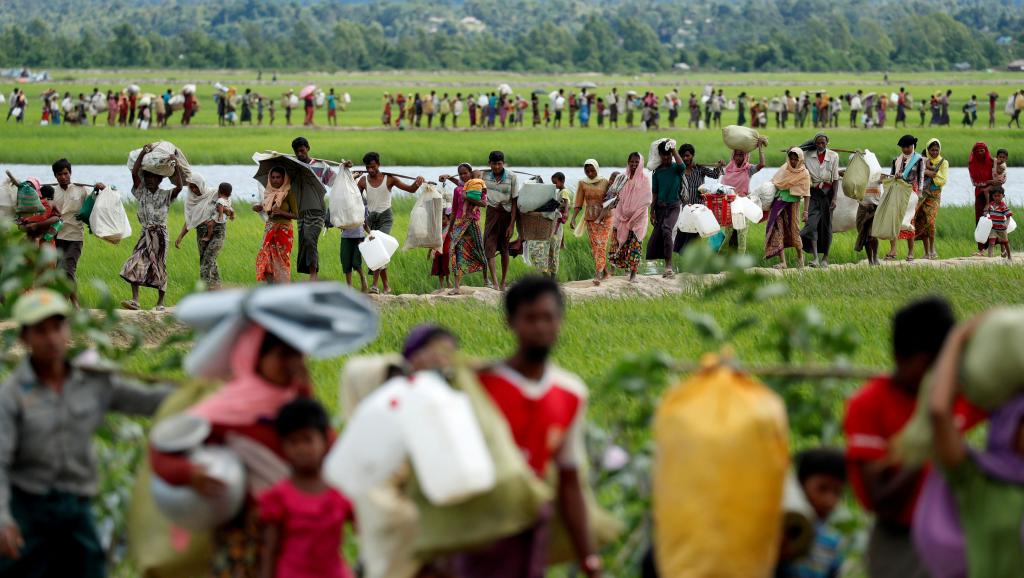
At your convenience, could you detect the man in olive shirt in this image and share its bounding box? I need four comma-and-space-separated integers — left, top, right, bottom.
0, 290, 170, 577
51, 158, 106, 308
291, 137, 336, 281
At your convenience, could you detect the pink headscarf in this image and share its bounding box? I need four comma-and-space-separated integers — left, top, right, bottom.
613, 153, 652, 246
721, 151, 753, 196
189, 324, 304, 426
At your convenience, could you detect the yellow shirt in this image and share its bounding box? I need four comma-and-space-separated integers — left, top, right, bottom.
53, 184, 91, 242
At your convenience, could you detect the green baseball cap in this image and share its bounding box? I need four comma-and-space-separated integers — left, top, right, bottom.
12, 289, 71, 327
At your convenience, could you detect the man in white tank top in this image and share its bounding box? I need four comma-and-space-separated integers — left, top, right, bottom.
357, 151, 424, 294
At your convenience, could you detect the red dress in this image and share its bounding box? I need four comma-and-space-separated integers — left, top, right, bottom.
258, 480, 355, 578
431, 229, 451, 277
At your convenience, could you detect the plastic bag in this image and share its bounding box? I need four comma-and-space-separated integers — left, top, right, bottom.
842, 153, 870, 201
127, 380, 219, 578
900, 192, 919, 233
871, 177, 913, 240
862, 150, 884, 182
975, 216, 993, 244
1009, 217, 1018, 235
76, 190, 98, 226
573, 212, 587, 238
0, 178, 16, 219
750, 181, 777, 211
405, 184, 444, 250
328, 167, 365, 230
647, 138, 676, 171
89, 189, 132, 244
411, 366, 552, 557
722, 125, 764, 153
653, 359, 789, 578
831, 192, 859, 233
517, 183, 558, 213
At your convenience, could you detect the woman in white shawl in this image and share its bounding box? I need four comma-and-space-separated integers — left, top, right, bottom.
175, 173, 225, 289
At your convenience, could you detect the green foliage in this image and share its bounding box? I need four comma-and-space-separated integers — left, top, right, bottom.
0, 0, 1019, 72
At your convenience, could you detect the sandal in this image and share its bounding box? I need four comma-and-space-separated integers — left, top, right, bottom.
120, 299, 140, 311
883, 254, 897, 261
154, 305, 166, 312
368, 287, 380, 295
447, 289, 461, 296
906, 256, 914, 262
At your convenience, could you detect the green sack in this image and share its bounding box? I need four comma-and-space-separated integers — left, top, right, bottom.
76, 189, 98, 227
870, 176, 912, 240
961, 307, 1024, 410
895, 307, 1024, 467
127, 380, 219, 578
544, 463, 624, 566
842, 154, 870, 201
410, 364, 552, 558
15, 181, 43, 216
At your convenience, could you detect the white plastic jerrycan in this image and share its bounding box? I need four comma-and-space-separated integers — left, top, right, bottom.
398, 371, 496, 506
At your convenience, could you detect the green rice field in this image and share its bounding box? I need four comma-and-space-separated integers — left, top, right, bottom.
2, 69, 1023, 166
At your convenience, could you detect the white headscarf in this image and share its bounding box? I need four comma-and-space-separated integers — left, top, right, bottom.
582, 159, 604, 185
184, 173, 218, 230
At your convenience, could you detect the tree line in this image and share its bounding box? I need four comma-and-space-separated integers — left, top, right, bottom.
0, 0, 1019, 72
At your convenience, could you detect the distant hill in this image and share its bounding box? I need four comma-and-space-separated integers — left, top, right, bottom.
0, 0, 1021, 72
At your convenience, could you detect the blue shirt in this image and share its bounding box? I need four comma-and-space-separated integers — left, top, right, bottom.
776, 522, 844, 578
327, 94, 336, 110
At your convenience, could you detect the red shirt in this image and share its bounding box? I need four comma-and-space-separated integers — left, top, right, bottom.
477, 364, 587, 477
258, 480, 355, 578
844, 375, 984, 527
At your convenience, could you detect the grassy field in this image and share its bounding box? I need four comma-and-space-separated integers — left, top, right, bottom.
71, 200, 1023, 308
2, 122, 1023, 168
2, 69, 1023, 166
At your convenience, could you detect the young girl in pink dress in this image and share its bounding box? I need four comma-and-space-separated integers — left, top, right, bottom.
259, 399, 355, 578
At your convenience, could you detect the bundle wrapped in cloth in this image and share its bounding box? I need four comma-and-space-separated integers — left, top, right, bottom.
722, 125, 768, 153
175, 282, 379, 380
126, 141, 193, 181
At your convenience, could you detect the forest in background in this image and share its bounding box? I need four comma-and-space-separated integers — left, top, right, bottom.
0, 0, 1022, 72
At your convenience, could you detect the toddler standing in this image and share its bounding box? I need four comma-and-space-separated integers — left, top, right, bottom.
984, 186, 1013, 259
259, 399, 355, 578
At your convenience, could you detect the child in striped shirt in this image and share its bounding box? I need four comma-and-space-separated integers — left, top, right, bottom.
985, 186, 1013, 259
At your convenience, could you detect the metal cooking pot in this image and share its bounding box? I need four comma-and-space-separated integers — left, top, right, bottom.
151, 446, 247, 531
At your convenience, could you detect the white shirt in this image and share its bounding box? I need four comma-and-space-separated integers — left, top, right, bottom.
53, 184, 90, 242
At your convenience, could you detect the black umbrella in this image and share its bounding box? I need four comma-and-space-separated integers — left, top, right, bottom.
252, 150, 327, 202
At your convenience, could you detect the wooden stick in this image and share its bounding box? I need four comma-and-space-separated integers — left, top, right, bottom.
670, 361, 880, 380
352, 170, 419, 181
6, 170, 19, 186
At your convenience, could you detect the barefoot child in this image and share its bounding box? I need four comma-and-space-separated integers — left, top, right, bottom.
340, 206, 369, 292
202, 183, 235, 241
429, 209, 452, 291
985, 186, 1013, 259
259, 398, 355, 578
